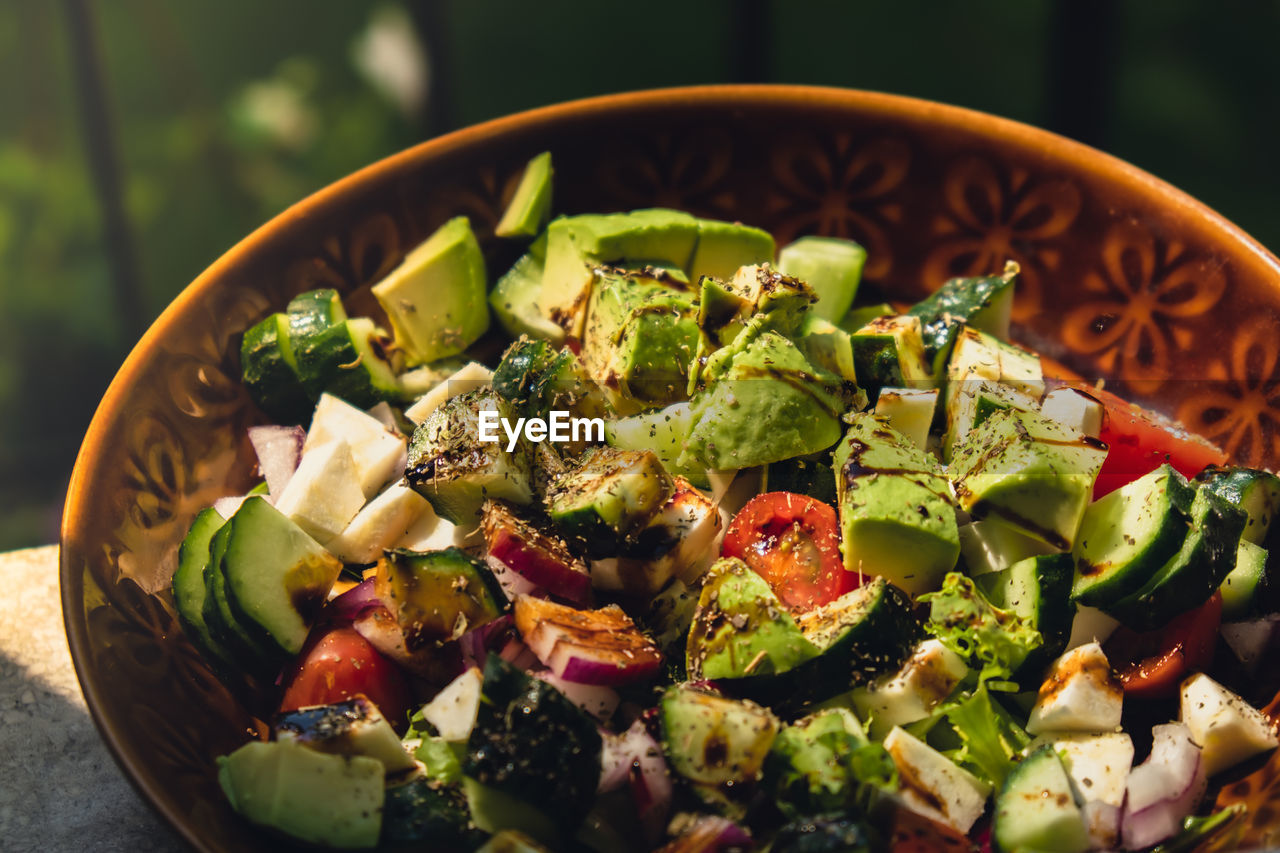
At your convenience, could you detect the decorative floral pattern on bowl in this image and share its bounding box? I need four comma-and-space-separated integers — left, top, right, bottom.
61, 86, 1280, 852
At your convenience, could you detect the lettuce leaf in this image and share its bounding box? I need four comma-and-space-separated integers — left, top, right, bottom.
919, 572, 1042, 684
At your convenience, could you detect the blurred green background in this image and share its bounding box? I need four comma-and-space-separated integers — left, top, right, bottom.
4, 0, 1278, 551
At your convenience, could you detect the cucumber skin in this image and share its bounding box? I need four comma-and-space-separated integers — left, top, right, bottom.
240, 313, 312, 425
171, 508, 237, 675
991, 744, 1088, 853
201, 524, 278, 678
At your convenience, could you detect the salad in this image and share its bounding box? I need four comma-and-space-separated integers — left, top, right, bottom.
172, 151, 1280, 852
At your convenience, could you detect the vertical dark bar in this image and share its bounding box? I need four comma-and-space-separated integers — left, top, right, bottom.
406, 0, 457, 136
729, 0, 773, 83
1045, 0, 1119, 147
63, 0, 147, 340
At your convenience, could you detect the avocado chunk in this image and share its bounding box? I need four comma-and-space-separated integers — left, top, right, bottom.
796, 315, 859, 384
689, 218, 776, 283
950, 406, 1107, 550
580, 266, 698, 409
696, 264, 816, 354
908, 260, 1019, 376
541, 208, 699, 336
682, 328, 852, 471
218, 740, 384, 850
275, 695, 415, 774
405, 388, 535, 524
944, 324, 1044, 411
495, 151, 553, 239
604, 401, 707, 487
490, 234, 565, 343
373, 216, 489, 365
375, 547, 507, 647
659, 682, 780, 788
686, 557, 820, 680
776, 235, 867, 322
833, 412, 960, 596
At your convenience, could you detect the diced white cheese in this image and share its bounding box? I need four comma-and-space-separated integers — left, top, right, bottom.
884, 726, 991, 834
1027, 642, 1123, 735
394, 511, 455, 552
404, 361, 494, 424
421, 667, 484, 742
947, 326, 1045, 401
328, 481, 434, 563
1065, 605, 1120, 652
1180, 672, 1279, 776
957, 518, 1058, 577
305, 393, 407, 499
273, 440, 366, 544
851, 639, 969, 736
1029, 731, 1133, 808
874, 387, 938, 450
1040, 388, 1103, 438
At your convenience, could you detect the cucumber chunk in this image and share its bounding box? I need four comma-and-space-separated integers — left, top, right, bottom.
991, 744, 1089, 853
240, 312, 311, 424
202, 522, 277, 675
171, 507, 235, 672
976, 553, 1075, 677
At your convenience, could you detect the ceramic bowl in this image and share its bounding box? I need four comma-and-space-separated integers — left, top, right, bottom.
61, 85, 1280, 851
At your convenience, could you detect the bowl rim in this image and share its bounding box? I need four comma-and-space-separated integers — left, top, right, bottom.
58, 82, 1280, 849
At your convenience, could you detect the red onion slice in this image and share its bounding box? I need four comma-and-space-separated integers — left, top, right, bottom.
514, 596, 663, 687
483, 501, 592, 603
598, 720, 673, 845
328, 578, 381, 623
1121, 723, 1206, 850
249, 424, 305, 498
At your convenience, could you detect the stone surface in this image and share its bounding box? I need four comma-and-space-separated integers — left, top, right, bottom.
0, 546, 185, 852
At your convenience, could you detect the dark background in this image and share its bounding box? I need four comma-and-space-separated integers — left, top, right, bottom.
4, 0, 1278, 551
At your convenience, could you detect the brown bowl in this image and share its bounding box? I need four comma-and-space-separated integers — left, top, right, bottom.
61, 85, 1280, 851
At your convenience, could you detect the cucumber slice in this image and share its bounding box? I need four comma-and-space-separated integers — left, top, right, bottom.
976, 553, 1075, 677
240, 312, 311, 425
1221, 539, 1268, 619
545, 447, 674, 556
1105, 486, 1246, 630
171, 508, 235, 671
286, 289, 398, 407
220, 496, 343, 658
1071, 464, 1194, 606
991, 744, 1089, 853
202, 522, 276, 675
1196, 465, 1280, 545
495, 151, 553, 239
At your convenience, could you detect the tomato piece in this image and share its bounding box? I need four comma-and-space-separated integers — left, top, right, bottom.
721, 491, 854, 611
1090, 386, 1227, 498
1103, 591, 1222, 699
279, 626, 412, 728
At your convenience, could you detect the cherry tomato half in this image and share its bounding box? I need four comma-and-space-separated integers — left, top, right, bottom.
721, 491, 854, 611
279, 626, 412, 729
1091, 386, 1226, 499
1103, 591, 1222, 700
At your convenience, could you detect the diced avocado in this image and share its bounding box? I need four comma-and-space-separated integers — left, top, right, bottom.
490, 235, 565, 343
372, 216, 489, 365
974, 553, 1075, 677
1071, 464, 1196, 607
218, 496, 343, 659
907, 260, 1019, 376
837, 302, 893, 335
763, 707, 884, 819
376, 547, 506, 648
464, 778, 560, 848
659, 683, 780, 787
580, 267, 698, 409
697, 264, 816, 352
604, 401, 707, 487
544, 446, 674, 557
541, 208, 699, 336
686, 557, 820, 680
1221, 539, 1268, 618
495, 151, 553, 239
217, 740, 384, 850
958, 518, 1059, 577
464, 655, 602, 832
1104, 486, 1246, 630
689, 217, 776, 283
240, 312, 311, 425
795, 577, 920, 683
850, 314, 933, 394
1196, 465, 1280, 546
833, 412, 959, 596
682, 328, 851, 471
950, 407, 1107, 550
776, 235, 867, 322
796, 314, 859, 384
381, 775, 486, 852
274, 695, 415, 774
990, 744, 1088, 853
171, 508, 236, 674
406, 388, 535, 524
